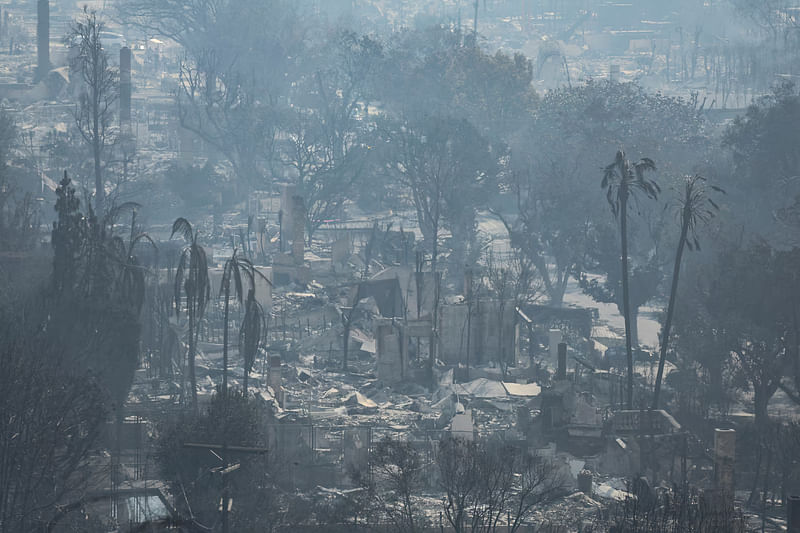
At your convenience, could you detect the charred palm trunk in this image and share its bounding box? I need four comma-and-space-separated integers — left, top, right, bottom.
754, 385, 770, 428
620, 191, 634, 409
653, 209, 689, 409
188, 293, 198, 412
221, 280, 231, 532
430, 213, 440, 390
629, 306, 640, 348
222, 282, 230, 398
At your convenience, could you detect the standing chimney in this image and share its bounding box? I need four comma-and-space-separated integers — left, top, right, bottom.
280, 184, 296, 238
291, 195, 305, 264
549, 329, 562, 362
36, 0, 49, 81
714, 428, 735, 508
578, 470, 593, 495
557, 342, 567, 380
119, 46, 132, 130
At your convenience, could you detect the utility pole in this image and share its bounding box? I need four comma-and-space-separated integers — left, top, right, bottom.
183, 442, 268, 533
415, 251, 424, 363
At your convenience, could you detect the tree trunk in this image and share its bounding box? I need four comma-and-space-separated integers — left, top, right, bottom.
466, 299, 472, 380
497, 302, 506, 379
221, 413, 230, 533
222, 282, 230, 398
653, 215, 689, 409
430, 271, 440, 390
188, 296, 198, 412
221, 280, 231, 533
749, 439, 763, 506
93, 136, 103, 215
754, 386, 770, 428
533, 254, 561, 307
762, 442, 772, 533
553, 267, 570, 307
430, 221, 439, 390
620, 193, 634, 409
113, 407, 122, 519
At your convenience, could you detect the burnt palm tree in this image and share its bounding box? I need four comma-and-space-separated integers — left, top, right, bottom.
602, 150, 659, 409
103, 208, 157, 504
240, 287, 266, 395
215, 250, 270, 533
171, 217, 210, 412
219, 250, 270, 398
108, 209, 157, 315
652, 175, 723, 409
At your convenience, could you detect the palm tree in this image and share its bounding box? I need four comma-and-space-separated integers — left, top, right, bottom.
171, 217, 211, 412
214, 250, 269, 533
602, 149, 659, 409
103, 208, 157, 503
652, 175, 723, 409
219, 249, 270, 398
240, 287, 266, 395
108, 209, 157, 315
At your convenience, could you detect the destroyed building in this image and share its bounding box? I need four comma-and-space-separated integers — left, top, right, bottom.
1, 0, 799, 531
